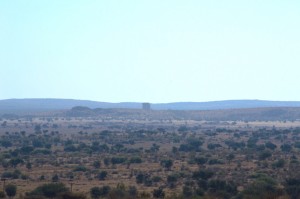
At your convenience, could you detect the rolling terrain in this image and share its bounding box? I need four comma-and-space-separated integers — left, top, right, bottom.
2, 98, 300, 112
2, 99, 300, 121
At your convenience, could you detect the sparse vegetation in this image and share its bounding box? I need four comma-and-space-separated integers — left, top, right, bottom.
1, 112, 300, 198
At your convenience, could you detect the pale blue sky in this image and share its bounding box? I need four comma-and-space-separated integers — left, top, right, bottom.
1, 1, 300, 103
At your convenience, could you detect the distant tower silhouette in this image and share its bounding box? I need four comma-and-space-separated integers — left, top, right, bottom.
142, 103, 151, 110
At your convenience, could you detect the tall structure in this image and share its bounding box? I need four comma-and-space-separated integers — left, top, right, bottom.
142, 103, 151, 110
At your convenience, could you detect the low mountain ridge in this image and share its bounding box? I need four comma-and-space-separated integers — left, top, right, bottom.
65, 106, 300, 121
1, 98, 300, 113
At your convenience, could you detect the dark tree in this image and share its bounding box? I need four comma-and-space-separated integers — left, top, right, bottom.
93, 160, 101, 169
160, 159, 173, 170
97, 171, 108, 181
153, 188, 165, 198
26, 162, 32, 170
5, 184, 17, 199
104, 158, 110, 167
281, 144, 292, 152
128, 186, 138, 198
90, 187, 101, 199
265, 142, 277, 150
182, 185, 193, 198
9, 158, 24, 168
52, 174, 59, 182
258, 150, 272, 160
194, 157, 208, 166
285, 178, 300, 199
90, 186, 110, 199
136, 173, 145, 184
27, 183, 67, 198
226, 153, 235, 162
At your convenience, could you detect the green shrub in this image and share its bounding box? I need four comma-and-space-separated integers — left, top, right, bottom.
5, 184, 17, 198
28, 183, 68, 198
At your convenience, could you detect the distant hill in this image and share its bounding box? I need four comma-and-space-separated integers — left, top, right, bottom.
65, 106, 300, 121
2, 98, 300, 113
0, 99, 140, 114
153, 100, 300, 110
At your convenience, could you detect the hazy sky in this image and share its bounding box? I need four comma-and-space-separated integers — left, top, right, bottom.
1, 1, 300, 103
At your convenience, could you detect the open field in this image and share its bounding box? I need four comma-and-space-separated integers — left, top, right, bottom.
1, 112, 300, 198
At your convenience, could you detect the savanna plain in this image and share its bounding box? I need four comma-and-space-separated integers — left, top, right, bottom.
0, 110, 300, 199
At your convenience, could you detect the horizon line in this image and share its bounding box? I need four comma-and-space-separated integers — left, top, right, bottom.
1, 98, 300, 104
